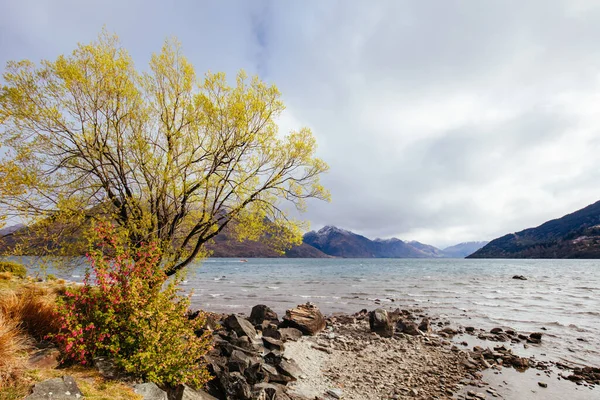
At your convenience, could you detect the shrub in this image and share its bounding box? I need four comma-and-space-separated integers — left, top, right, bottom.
51, 223, 212, 387
0, 313, 28, 388
46, 274, 57, 281
0, 262, 26, 278
0, 272, 12, 280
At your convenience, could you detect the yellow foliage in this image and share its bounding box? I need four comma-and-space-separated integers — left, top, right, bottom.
0, 30, 330, 274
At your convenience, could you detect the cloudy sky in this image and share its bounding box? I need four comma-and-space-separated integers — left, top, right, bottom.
2, 0, 600, 247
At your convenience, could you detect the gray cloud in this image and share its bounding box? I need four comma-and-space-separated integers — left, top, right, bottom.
2, 0, 600, 247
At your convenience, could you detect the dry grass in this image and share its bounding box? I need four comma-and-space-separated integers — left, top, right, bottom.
0, 285, 60, 341
0, 313, 29, 389
0, 366, 143, 400
0, 272, 12, 280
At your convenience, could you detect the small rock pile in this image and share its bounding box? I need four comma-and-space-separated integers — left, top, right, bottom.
202, 303, 326, 400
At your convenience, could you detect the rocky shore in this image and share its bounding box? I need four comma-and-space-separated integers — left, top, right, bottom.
191, 303, 599, 400
22, 302, 599, 400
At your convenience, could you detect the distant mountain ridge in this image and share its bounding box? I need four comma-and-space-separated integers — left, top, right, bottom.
301, 226, 486, 258
468, 200, 600, 258
443, 241, 489, 258
0, 220, 487, 259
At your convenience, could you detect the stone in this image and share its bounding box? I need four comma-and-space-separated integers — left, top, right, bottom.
490, 327, 503, 334
262, 336, 285, 351
396, 320, 422, 336
512, 275, 527, 280
465, 326, 475, 332
418, 317, 431, 333
326, 388, 343, 399
529, 332, 543, 340
277, 358, 303, 381
172, 384, 218, 400
538, 382, 548, 388
262, 326, 282, 340
369, 308, 394, 337
133, 383, 168, 400
279, 327, 303, 341
282, 303, 326, 335
218, 371, 252, 400
28, 347, 60, 369
249, 305, 279, 325
223, 314, 258, 339
93, 357, 121, 379
25, 376, 83, 400
441, 327, 458, 335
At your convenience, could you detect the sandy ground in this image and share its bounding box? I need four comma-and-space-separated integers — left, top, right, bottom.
285, 318, 467, 400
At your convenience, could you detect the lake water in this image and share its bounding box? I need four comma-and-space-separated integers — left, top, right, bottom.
29, 257, 600, 368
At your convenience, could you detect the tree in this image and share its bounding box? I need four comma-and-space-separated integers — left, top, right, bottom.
0, 32, 329, 275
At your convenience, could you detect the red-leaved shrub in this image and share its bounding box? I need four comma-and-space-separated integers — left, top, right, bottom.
51, 223, 212, 387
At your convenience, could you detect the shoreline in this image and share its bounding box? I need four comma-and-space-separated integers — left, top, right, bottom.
200, 302, 599, 400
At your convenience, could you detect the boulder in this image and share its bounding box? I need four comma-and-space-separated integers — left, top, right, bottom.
28, 347, 60, 369
282, 303, 326, 335
25, 376, 82, 400
368, 308, 394, 337
223, 314, 258, 339
276, 358, 303, 382
93, 357, 122, 379
134, 383, 168, 400
490, 327, 503, 334
171, 384, 218, 400
418, 317, 431, 333
249, 305, 279, 325
262, 337, 285, 352
279, 327, 302, 342
396, 320, 422, 336
262, 326, 282, 340
528, 332, 543, 344
218, 371, 252, 400
512, 275, 527, 280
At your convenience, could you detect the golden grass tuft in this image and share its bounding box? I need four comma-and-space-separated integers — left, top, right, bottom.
0, 285, 60, 342
0, 272, 12, 280
0, 313, 29, 389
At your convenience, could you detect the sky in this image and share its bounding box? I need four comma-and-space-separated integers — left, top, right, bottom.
2, 0, 600, 248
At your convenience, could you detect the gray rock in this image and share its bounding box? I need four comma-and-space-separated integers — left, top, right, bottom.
369, 308, 394, 337
262, 336, 285, 351
396, 320, 422, 336
28, 347, 60, 369
326, 388, 343, 399
224, 314, 258, 339
218, 371, 252, 400
172, 384, 218, 400
25, 376, 83, 399
279, 327, 303, 341
93, 357, 121, 379
262, 326, 282, 340
133, 383, 168, 400
249, 305, 279, 325
276, 359, 303, 382
418, 317, 431, 333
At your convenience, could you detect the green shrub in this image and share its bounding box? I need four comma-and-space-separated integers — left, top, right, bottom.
0, 262, 26, 278
50, 223, 213, 387
45, 274, 57, 281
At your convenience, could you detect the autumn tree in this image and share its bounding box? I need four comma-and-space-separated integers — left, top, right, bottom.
0, 32, 329, 275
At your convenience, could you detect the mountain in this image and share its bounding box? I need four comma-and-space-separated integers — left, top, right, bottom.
206, 225, 329, 258
468, 200, 600, 258
443, 241, 489, 258
302, 226, 451, 258
407, 241, 446, 258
